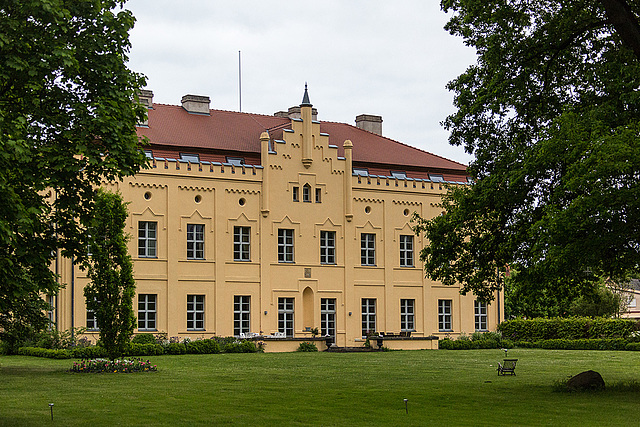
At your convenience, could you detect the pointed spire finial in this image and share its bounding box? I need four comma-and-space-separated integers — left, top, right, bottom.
301, 82, 312, 107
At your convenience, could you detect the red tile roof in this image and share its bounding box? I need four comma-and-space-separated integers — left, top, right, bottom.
137, 104, 467, 173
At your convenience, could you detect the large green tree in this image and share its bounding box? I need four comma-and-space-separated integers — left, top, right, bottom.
84, 189, 136, 359
0, 0, 147, 349
414, 1, 640, 303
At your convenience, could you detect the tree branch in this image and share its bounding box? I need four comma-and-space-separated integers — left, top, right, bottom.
599, 0, 640, 60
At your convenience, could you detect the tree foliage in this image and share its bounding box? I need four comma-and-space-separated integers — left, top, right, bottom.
0, 0, 147, 348
415, 1, 640, 302
84, 189, 136, 359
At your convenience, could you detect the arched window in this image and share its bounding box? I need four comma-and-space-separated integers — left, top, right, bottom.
303, 184, 311, 202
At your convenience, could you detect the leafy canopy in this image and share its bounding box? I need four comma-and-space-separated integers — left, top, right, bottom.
0, 0, 147, 348
414, 1, 640, 302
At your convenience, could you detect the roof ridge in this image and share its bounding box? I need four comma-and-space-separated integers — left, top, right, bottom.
322, 120, 469, 168
152, 102, 289, 121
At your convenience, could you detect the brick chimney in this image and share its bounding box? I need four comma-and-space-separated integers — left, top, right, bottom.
137, 89, 154, 108
181, 94, 210, 115
355, 114, 383, 135
274, 106, 318, 121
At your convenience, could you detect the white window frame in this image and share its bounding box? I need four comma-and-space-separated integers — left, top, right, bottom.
186, 224, 205, 260
180, 153, 200, 163
399, 235, 414, 267
474, 300, 488, 331
361, 298, 376, 336
361, 233, 376, 266
86, 299, 99, 331
187, 295, 205, 331
138, 294, 157, 331
138, 221, 157, 258
438, 299, 452, 331
234, 295, 251, 336
278, 297, 294, 337
321, 298, 336, 339
401, 299, 415, 332
278, 229, 294, 263
320, 231, 336, 265
233, 226, 251, 261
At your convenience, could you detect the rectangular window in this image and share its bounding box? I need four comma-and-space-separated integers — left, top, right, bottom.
226, 156, 245, 166
138, 221, 157, 258
234, 295, 251, 336
321, 298, 336, 339
391, 171, 407, 179
429, 174, 444, 182
399, 235, 414, 267
46, 294, 55, 325
278, 229, 294, 263
303, 184, 311, 202
361, 233, 376, 266
138, 294, 157, 331
361, 298, 376, 336
315, 188, 322, 203
86, 302, 98, 331
278, 297, 294, 337
144, 150, 153, 159
180, 153, 200, 163
400, 299, 415, 331
186, 224, 204, 259
353, 167, 369, 176
233, 226, 251, 261
474, 301, 488, 331
320, 231, 336, 264
292, 186, 299, 202
438, 299, 452, 331
186, 295, 205, 330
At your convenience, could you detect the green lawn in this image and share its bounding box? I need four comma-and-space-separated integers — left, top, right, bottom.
1, 349, 639, 426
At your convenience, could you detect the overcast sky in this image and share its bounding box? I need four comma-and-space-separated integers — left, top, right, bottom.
125, 0, 477, 165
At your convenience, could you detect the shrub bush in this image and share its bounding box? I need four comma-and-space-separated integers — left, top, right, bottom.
186, 339, 220, 354
131, 333, 157, 345
498, 317, 638, 341
164, 342, 187, 355
72, 346, 108, 359
17, 347, 71, 359
125, 343, 164, 356
296, 342, 318, 352
223, 340, 258, 353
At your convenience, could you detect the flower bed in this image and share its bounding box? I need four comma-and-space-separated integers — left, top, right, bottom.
70, 358, 157, 374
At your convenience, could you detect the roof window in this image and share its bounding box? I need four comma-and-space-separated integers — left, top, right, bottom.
429, 174, 444, 182
353, 167, 369, 176
180, 153, 200, 163
226, 157, 245, 166
391, 171, 407, 179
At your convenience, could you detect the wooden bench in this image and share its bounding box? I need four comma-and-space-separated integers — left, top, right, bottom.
497, 359, 518, 376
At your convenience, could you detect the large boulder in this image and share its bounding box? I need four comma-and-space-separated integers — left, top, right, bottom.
567, 370, 605, 391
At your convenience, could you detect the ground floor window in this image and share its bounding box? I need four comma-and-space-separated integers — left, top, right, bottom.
321, 298, 336, 339
234, 295, 251, 336
278, 297, 294, 337
138, 294, 157, 331
187, 295, 205, 330
438, 299, 452, 331
475, 300, 488, 331
400, 299, 415, 331
361, 298, 376, 336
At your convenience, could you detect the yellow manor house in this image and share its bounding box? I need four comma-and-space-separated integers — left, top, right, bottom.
52, 87, 503, 351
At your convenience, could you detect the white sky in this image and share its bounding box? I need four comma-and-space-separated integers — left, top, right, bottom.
125, 0, 477, 165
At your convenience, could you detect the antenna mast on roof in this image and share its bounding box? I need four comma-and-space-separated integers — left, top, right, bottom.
238, 50, 242, 112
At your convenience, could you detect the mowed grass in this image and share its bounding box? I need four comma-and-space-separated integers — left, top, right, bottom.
1, 349, 639, 426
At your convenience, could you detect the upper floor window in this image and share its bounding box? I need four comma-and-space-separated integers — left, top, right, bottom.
303, 184, 311, 202
391, 171, 407, 179
233, 226, 251, 261
226, 157, 245, 166
186, 224, 204, 259
361, 233, 376, 266
138, 221, 157, 258
320, 231, 336, 265
292, 186, 299, 202
278, 229, 294, 263
315, 188, 322, 203
353, 167, 369, 176
180, 153, 200, 163
429, 174, 444, 182
399, 235, 414, 267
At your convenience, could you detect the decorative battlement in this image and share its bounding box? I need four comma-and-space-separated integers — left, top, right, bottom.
145, 157, 263, 180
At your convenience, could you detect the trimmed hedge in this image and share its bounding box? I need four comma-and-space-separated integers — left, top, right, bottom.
438, 338, 514, 350
498, 317, 639, 341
